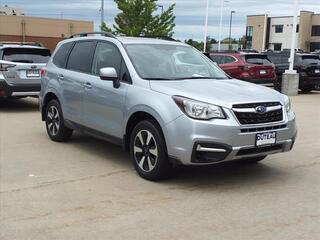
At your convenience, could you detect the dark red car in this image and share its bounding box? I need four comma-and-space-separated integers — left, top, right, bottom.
207, 52, 276, 87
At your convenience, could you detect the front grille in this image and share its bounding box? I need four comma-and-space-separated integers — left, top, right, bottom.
240, 124, 287, 133
233, 102, 283, 125
236, 144, 283, 156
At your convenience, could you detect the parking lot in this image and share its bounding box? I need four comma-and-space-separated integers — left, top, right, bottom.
0, 92, 319, 240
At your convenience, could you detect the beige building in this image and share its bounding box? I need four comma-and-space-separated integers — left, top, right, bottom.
246, 11, 320, 52
0, 14, 94, 51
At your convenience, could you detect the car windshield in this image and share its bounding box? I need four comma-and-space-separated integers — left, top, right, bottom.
3, 47, 51, 63
125, 44, 228, 80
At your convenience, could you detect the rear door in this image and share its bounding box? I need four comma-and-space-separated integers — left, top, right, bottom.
82, 41, 129, 138
217, 55, 242, 78
243, 54, 275, 79
62, 40, 96, 124
1, 47, 50, 85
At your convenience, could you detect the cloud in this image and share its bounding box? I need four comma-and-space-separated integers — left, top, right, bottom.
2, 0, 320, 40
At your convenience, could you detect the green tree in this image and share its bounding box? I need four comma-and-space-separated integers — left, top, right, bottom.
185, 39, 213, 52
100, 22, 113, 33
113, 0, 176, 37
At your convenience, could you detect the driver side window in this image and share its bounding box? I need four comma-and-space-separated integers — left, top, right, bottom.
92, 42, 122, 77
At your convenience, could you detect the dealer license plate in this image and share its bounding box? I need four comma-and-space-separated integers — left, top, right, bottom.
256, 132, 276, 146
26, 70, 40, 78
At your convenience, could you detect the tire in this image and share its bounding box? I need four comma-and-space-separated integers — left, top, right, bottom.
242, 156, 267, 164
300, 86, 312, 93
130, 120, 171, 181
45, 99, 73, 142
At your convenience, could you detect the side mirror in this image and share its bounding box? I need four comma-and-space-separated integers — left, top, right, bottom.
99, 67, 120, 88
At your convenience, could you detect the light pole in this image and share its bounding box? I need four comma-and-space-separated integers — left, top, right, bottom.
218, 0, 229, 51
289, 0, 299, 71
101, 0, 104, 25
262, 10, 270, 52
228, 10, 235, 50
203, 0, 209, 52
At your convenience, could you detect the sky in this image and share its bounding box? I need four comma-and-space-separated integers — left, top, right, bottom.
1, 0, 320, 41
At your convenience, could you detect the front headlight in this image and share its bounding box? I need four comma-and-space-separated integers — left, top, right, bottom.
172, 96, 226, 120
284, 96, 291, 112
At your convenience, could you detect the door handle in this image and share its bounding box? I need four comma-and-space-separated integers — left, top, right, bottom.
83, 82, 92, 89
57, 74, 64, 80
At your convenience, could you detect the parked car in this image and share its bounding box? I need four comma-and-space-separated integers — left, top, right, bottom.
266, 52, 320, 92
40, 32, 297, 181
0, 42, 50, 98
207, 52, 276, 87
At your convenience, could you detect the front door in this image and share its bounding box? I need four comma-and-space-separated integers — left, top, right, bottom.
82, 41, 128, 138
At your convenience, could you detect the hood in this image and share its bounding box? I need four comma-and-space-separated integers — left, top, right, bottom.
150, 79, 284, 109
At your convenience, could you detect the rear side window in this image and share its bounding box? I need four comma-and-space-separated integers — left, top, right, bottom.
244, 55, 272, 65
2, 47, 50, 63
220, 55, 236, 64
209, 55, 223, 64
53, 42, 73, 68
66, 41, 96, 73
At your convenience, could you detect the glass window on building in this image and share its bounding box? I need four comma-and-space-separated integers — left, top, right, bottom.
275, 25, 284, 33
311, 26, 320, 36
273, 43, 282, 51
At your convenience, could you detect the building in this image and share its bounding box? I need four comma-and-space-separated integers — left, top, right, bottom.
0, 9, 94, 51
0, 5, 25, 16
246, 11, 320, 52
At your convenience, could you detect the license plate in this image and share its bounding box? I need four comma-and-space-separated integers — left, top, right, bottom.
26, 70, 40, 78
256, 132, 277, 146
315, 69, 320, 74
260, 70, 267, 74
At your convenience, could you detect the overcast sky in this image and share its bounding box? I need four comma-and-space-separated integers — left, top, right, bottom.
1, 0, 320, 41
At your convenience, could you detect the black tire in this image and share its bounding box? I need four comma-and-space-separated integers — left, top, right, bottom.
130, 120, 171, 181
242, 156, 267, 164
300, 86, 313, 93
45, 99, 73, 142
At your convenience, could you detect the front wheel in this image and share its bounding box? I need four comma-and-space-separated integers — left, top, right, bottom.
130, 120, 171, 181
45, 99, 73, 142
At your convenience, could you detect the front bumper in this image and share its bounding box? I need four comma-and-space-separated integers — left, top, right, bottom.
163, 108, 297, 165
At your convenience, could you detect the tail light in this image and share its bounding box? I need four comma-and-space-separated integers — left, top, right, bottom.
238, 65, 254, 71
0, 63, 16, 71
40, 68, 46, 77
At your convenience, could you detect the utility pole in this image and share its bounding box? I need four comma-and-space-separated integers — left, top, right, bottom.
228, 11, 235, 50
101, 0, 104, 25
262, 10, 270, 51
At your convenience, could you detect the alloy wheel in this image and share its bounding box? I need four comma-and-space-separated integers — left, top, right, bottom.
133, 130, 158, 172
47, 106, 60, 136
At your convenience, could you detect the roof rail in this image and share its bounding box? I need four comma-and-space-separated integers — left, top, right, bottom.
0, 41, 43, 47
139, 36, 178, 42
69, 32, 116, 39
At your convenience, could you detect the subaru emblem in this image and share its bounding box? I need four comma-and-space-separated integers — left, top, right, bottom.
255, 106, 267, 114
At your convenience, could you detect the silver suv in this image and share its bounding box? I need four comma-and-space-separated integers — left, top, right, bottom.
40, 32, 297, 181
0, 42, 50, 98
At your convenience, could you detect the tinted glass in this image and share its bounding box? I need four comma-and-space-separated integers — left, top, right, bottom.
275, 25, 283, 33
3, 48, 50, 63
209, 55, 222, 64
301, 56, 320, 65
53, 42, 73, 68
67, 41, 95, 73
244, 55, 272, 65
126, 44, 228, 80
311, 26, 320, 36
221, 55, 236, 64
92, 42, 122, 75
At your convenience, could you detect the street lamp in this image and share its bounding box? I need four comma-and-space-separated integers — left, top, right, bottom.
228, 10, 235, 50
203, 0, 209, 52
262, 10, 270, 51
218, 0, 229, 51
